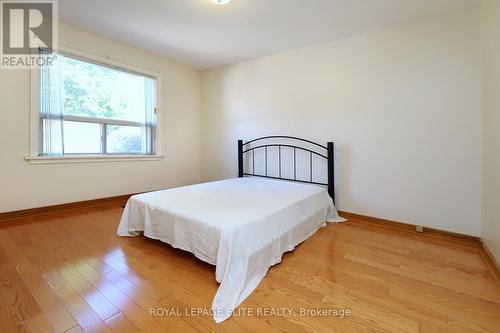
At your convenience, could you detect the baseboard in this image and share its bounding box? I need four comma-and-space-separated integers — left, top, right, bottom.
0, 194, 134, 222
1, 198, 481, 242
2, 196, 498, 283
338, 211, 481, 244
480, 240, 500, 284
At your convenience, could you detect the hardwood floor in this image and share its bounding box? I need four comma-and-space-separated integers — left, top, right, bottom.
0, 204, 499, 333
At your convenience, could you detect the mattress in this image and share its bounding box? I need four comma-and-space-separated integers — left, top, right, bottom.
117, 177, 345, 322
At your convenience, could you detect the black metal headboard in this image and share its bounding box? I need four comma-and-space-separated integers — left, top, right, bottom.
238, 136, 335, 203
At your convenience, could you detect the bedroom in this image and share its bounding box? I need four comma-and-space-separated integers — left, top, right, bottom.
0, 0, 499, 332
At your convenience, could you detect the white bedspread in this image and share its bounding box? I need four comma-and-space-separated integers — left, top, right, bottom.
117, 177, 344, 323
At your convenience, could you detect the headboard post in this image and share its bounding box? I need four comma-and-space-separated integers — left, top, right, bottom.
238, 140, 244, 178
327, 142, 335, 203
238, 137, 335, 202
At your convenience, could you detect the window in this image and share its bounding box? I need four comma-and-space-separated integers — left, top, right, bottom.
38, 52, 157, 157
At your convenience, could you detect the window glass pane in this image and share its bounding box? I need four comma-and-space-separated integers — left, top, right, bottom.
41, 53, 157, 156
60, 55, 152, 123
106, 125, 142, 154
63, 121, 101, 154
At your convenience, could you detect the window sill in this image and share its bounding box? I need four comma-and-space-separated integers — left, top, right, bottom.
25, 155, 164, 164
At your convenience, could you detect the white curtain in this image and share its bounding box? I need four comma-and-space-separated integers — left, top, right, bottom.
40, 50, 64, 155
142, 77, 156, 155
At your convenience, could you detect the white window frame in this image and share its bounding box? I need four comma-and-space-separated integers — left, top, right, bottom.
26, 46, 163, 164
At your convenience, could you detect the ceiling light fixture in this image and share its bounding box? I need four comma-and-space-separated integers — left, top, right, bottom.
211, 0, 231, 5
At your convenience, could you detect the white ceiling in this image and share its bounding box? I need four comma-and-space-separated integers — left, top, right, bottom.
59, 0, 481, 70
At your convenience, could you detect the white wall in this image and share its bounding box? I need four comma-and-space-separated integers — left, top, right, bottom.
201, 11, 482, 236
481, 0, 500, 261
0, 22, 201, 212
0, 11, 485, 239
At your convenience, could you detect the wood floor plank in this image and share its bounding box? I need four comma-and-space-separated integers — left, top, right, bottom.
63, 325, 84, 333
0, 204, 499, 332
23, 221, 121, 323
0, 250, 35, 333
104, 313, 140, 333
74, 262, 167, 333
0, 241, 55, 333
42, 268, 112, 333
6, 223, 112, 333
58, 266, 120, 321
0, 230, 77, 332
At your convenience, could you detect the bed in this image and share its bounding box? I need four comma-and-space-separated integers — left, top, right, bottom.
117, 136, 345, 323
